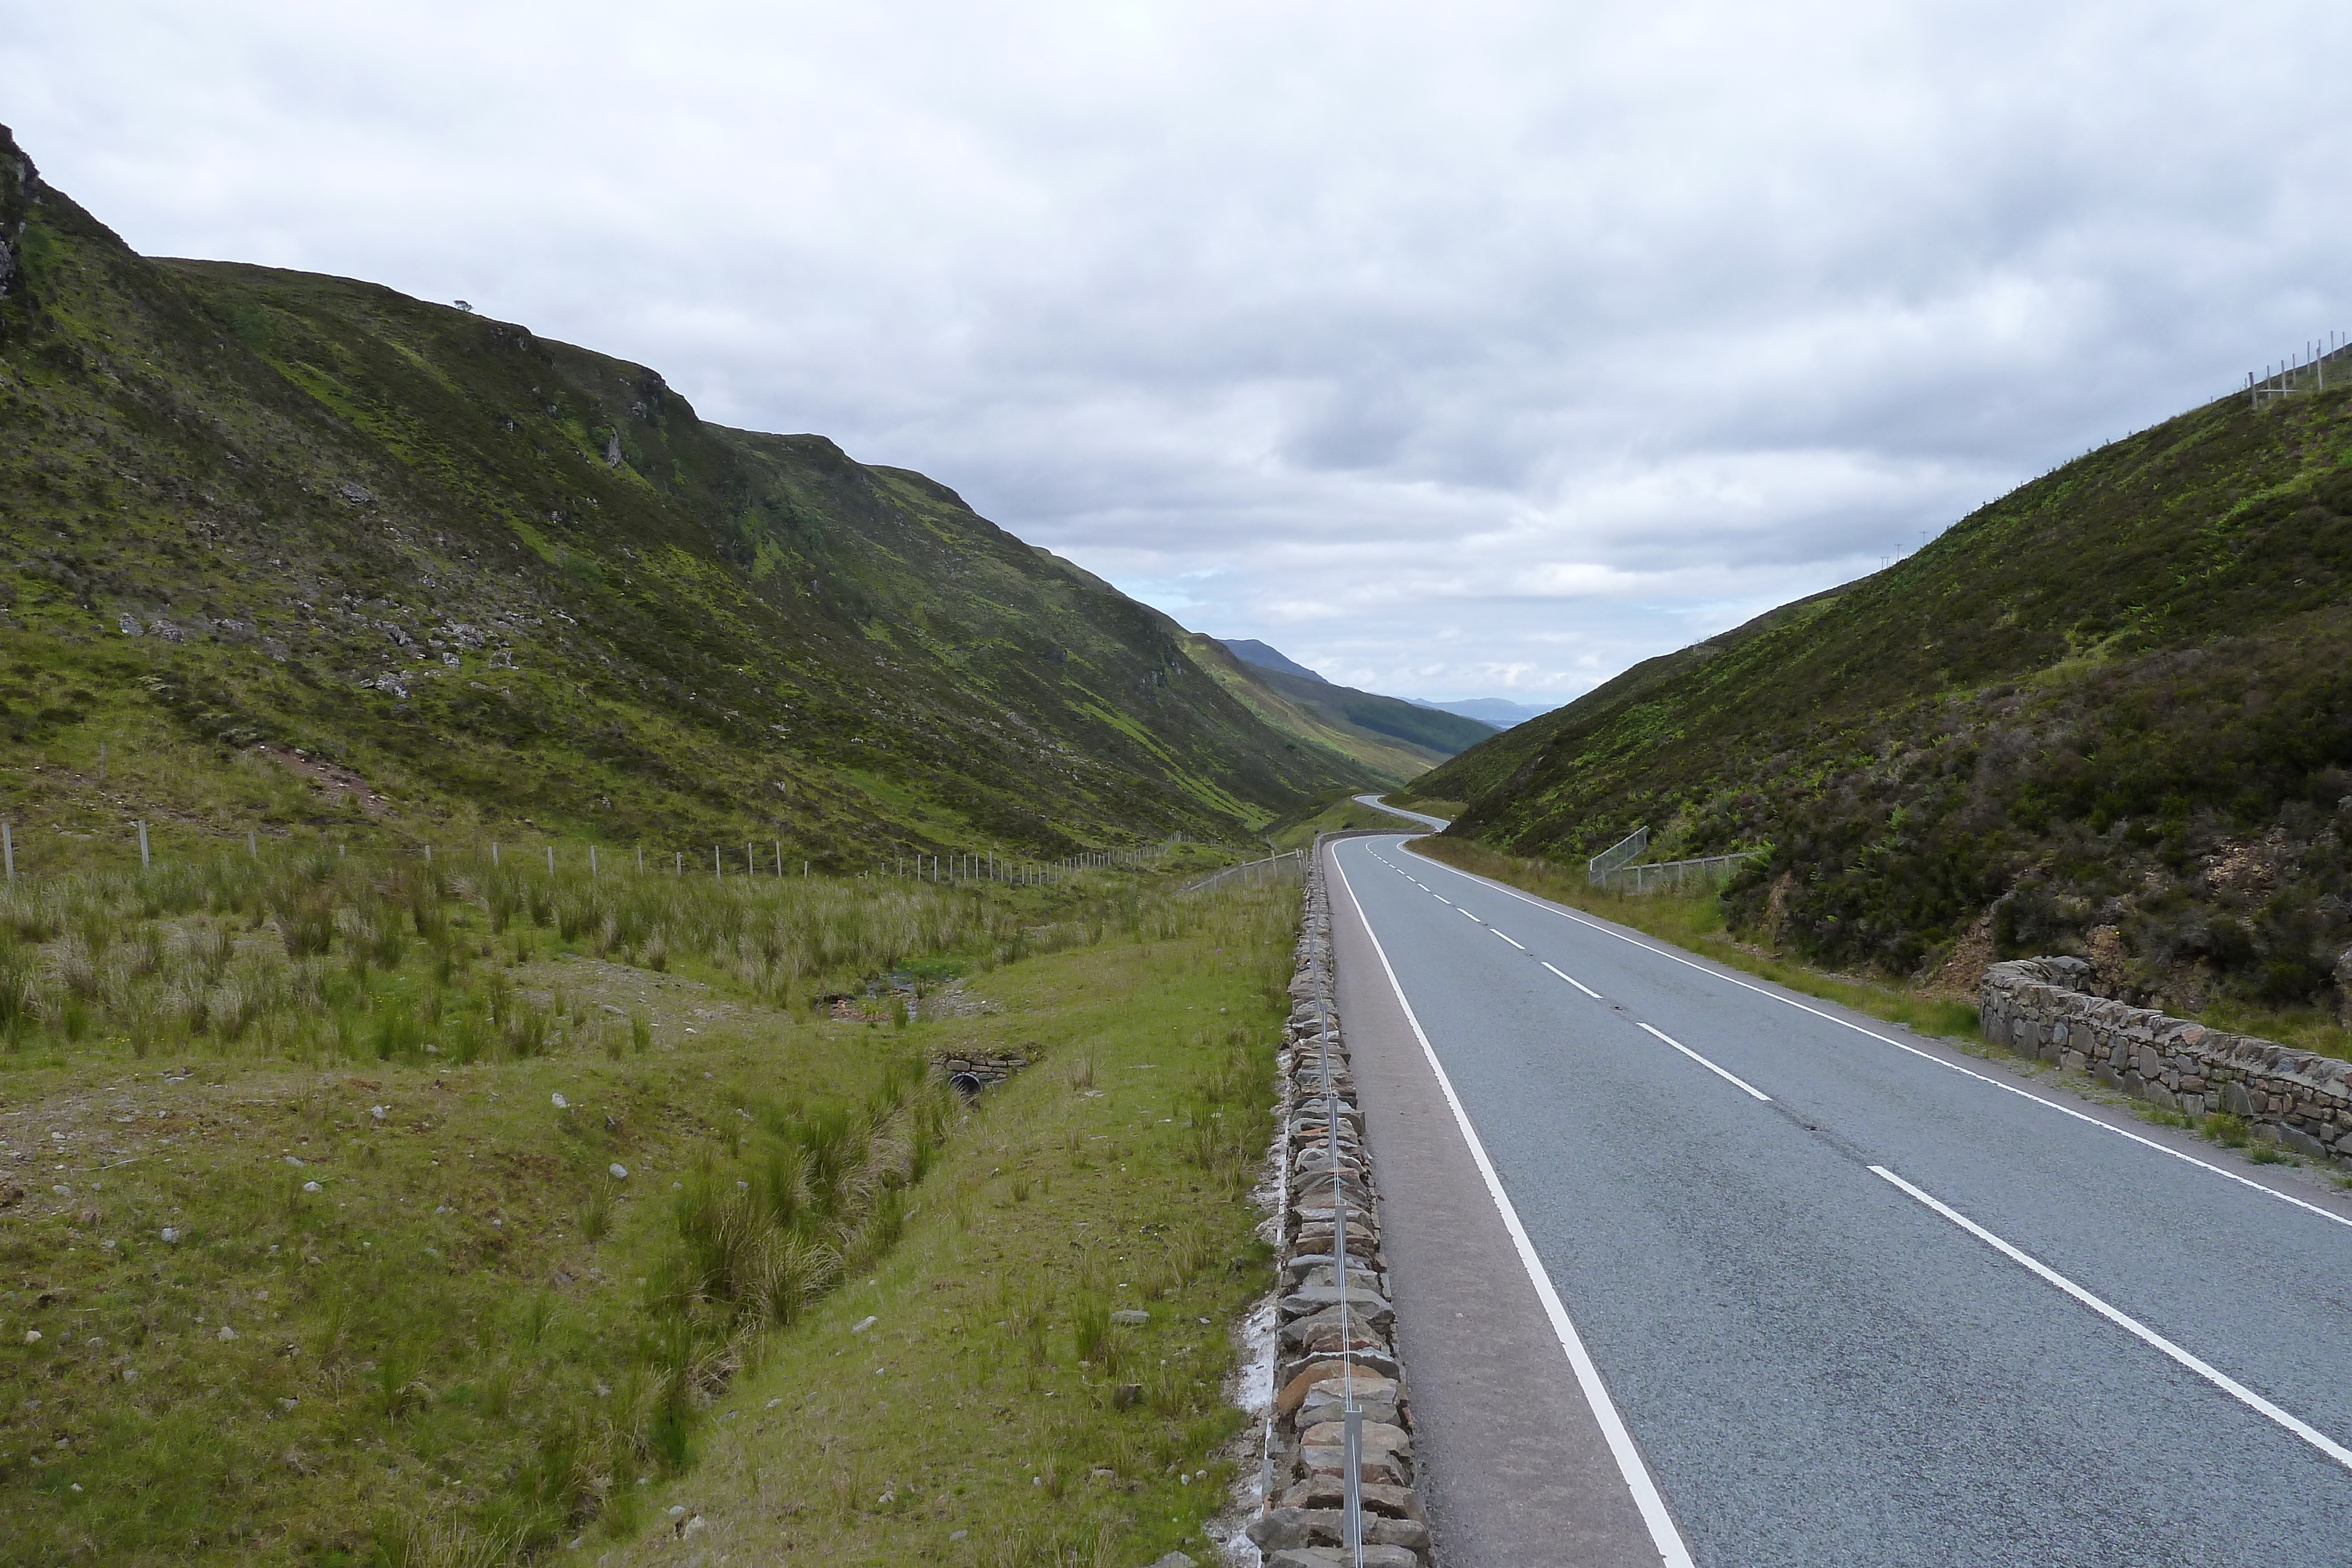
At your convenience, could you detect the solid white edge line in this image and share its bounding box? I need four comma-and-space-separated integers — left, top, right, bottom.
1636, 1021, 1773, 1102
1391, 838, 2352, 1233
1870, 1164, 2352, 1472
1492, 929, 1526, 950
1544, 962, 1604, 998
1332, 844, 1698, 1568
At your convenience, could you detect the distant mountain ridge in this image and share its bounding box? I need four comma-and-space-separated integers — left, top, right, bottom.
1409, 696, 1556, 727
1218, 638, 1326, 684
1218, 639, 1557, 733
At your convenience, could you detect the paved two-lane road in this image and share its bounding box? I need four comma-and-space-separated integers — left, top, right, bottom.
1327, 833, 2352, 1566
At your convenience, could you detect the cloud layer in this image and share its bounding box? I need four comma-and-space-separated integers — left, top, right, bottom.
8, 0, 2350, 698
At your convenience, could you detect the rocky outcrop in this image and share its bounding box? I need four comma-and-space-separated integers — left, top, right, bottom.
1246, 847, 1434, 1568
1982, 958, 2352, 1164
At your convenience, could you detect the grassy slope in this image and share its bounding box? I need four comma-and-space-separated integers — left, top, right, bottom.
1178, 636, 1476, 786
1398, 582, 1852, 809
0, 127, 1361, 870
613, 885, 1295, 1568
0, 849, 1292, 1566
1416, 376, 2352, 1026
1233, 663, 1495, 759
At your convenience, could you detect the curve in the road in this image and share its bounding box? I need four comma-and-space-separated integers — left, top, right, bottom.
1351, 792, 1452, 830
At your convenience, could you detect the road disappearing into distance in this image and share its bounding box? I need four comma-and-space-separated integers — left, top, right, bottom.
1327, 832, 2352, 1567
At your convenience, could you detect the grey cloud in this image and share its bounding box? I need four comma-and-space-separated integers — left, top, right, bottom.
6, 0, 2351, 701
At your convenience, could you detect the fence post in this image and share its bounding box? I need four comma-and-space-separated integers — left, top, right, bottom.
492, 841, 501, 868
637, 843, 644, 874
589, 845, 598, 879
250, 830, 260, 860
138, 820, 151, 869
546, 845, 555, 874
2, 822, 11, 881
422, 842, 431, 864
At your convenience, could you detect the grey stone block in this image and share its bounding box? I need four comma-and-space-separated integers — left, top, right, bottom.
2280, 1124, 2330, 1159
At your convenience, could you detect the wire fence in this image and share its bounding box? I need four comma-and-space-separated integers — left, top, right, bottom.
0, 817, 1167, 890
1586, 827, 1649, 882
1592, 850, 1761, 894
2247, 331, 2347, 406
1180, 848, 1304, 895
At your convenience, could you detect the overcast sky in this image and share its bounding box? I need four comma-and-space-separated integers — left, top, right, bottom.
8, 2, 2349, 702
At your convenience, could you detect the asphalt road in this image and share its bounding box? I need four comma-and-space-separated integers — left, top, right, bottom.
1351, 793, 1453, 830
1327, 833, 2352, 1567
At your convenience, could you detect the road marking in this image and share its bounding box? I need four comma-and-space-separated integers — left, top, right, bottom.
1392, 840, 2352, 1234
1333, 851, 1698, 1568
1544, 962, 1602, 998
1636, 1022, 1772, 1101
1870, 1165, 2352, 1472
1457, 907, 1484, 924
1434, 895, 1453, 905
1492, 929, 1526, 950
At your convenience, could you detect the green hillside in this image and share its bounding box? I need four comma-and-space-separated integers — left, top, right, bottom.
1419, 370, 2352, 1020
0, 126, 1362, 870
1181, 636, 1492, 785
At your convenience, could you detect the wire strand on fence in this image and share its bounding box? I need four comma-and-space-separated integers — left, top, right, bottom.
1591, 850, 1762, 894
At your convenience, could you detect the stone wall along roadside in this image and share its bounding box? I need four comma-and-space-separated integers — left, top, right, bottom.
1241, 839, 1435, 1568
1983, 957, 2352, 1165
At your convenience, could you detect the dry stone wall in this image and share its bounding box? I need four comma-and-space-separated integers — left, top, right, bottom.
1983, 957, 2352, 1164
1244, 845, 1435, 1568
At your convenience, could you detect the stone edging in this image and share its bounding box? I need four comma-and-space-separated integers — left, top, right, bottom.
1244, 841, 1435, 1568
1983, 957, 2352, 1165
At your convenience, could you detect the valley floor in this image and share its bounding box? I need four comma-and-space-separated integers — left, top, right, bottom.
0, 858, 1296, 1567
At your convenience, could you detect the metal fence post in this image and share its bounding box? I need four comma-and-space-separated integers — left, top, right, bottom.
138, 820, 151, 869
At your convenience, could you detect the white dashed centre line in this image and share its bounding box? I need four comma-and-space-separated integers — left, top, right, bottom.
1396, 840, 2352, 1233
1492, 929, 1526, 950
1544, 962, 1602, 998
1635, 1021, 1773, 1101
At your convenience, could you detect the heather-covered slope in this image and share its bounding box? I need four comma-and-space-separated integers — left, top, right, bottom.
1179, 634, 1491, 785
0, 126, 1362, 866
1421, 369, 2352, 1021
